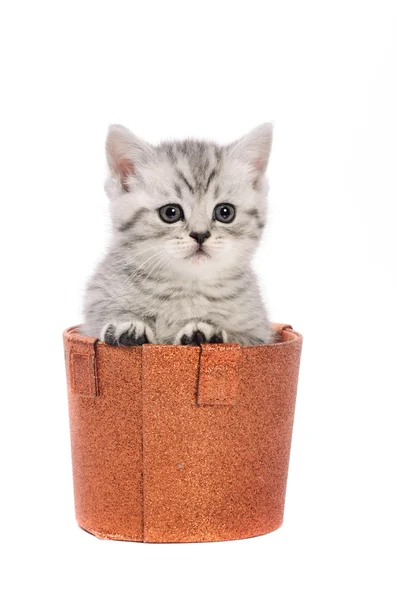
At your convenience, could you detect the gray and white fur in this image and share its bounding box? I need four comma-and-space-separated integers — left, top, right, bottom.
82, 123, 273, 346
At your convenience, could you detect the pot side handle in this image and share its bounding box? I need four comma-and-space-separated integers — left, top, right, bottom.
64, 330, 99, 398
197, 344, 242, 407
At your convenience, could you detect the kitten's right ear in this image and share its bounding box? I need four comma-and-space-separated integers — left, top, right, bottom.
228, 123, 273, 188
106, 125, 153, 192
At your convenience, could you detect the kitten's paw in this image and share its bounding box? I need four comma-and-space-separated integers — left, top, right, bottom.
101, 320, 156, 346
174, 321, 227, 346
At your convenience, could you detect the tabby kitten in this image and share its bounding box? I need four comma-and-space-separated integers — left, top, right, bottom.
82, 123, 273, 346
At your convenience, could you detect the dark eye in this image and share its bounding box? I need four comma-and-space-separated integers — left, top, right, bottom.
159, 204, 184, 223
213, 203, 236, 223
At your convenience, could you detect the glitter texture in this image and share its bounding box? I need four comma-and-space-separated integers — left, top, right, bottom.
63, 323, 303, 543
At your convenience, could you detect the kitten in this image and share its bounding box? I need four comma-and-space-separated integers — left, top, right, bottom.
82, 123, 273, 346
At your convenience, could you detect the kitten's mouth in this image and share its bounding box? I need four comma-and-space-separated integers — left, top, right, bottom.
186, 247, 210, 262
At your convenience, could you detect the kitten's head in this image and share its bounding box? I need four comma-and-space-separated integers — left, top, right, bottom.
105, 123, 272, 279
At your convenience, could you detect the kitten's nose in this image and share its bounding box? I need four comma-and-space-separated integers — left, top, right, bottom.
189, 231, 211, 245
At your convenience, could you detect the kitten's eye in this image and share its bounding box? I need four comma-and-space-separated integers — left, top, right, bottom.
159, 204, 184, 223
213, 203, 236, 223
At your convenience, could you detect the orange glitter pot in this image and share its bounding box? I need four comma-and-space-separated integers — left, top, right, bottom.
63, 323, 303, 542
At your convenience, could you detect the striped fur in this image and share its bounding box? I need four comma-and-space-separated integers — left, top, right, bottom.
82, 123, 273, 345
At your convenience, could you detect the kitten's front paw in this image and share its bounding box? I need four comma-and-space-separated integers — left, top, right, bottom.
174, 321, 227, 346
101, 320, 156, 346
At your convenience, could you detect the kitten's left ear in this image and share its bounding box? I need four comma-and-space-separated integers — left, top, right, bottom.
229, 123, 273, 186
106, 124, 153, 192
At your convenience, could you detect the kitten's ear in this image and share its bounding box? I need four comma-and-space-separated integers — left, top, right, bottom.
106, 124, 153, 192
229, 123, 273, 186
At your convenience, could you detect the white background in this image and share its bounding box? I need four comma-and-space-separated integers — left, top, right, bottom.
1, 1, 396, 598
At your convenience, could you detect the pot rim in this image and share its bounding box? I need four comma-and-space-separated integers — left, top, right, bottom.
63, 323, 302, 349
